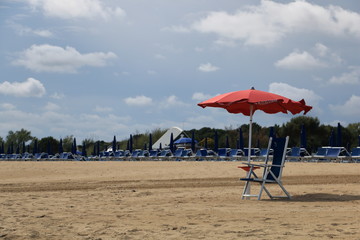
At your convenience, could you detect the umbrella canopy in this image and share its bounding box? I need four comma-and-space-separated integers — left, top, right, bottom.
198, 88, 312, 116
198, 87, 312, 162
300, 124, 307, 149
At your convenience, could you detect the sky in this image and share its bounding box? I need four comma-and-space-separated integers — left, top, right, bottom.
0, 0, 360, 142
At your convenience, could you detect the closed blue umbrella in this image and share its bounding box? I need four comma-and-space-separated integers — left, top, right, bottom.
82, 141, 87, 157
112, 135, 117, 152
300, 124, 307, 149
72, 138, 77, 154
169, 133, 174, 152
149, 134, 153, 151
269, 126, 275, 138
59, 138, 63, 153
191, 131, 195, 152
329, 129, 335, 147
22, 142, 26, 154
129, 134, 133, 153
225, 135, 229, 148
204, 137, 208, 149
33, 140, 38, 154
337, 122, 342, 147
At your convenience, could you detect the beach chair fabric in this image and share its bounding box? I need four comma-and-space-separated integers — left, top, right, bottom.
239, 136, 290, 200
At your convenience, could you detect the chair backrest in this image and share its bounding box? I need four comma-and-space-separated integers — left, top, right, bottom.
351, 147, 360, 157
289, 147, 301, 157
326, 148, 341, 157
265, 136, 289, 181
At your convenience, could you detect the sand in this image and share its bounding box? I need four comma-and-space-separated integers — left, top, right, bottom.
0, 161, 359, 240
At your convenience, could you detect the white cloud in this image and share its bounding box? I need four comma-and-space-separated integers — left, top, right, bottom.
162, 25, 190, 33
329, 95, 360, 116
1, 103, 16, 110
268, 82, 321, 111
198, 63, 219, 72
314, 43, 328, 57
124, 95, 153, 106
94, 105, 113, 113
13, 44, 117, 73
191, 1, 360, 46
275, 51, 327, 70
154, 54, 166, 60
44, 102, 60, 111
329, 66, 360, 84
160, 95, 189, 109
50, 92, 65, 99
27, 0, 126, 20
7, 20, 53, 37
192, 92, 214, 101
0, 77, 46, 97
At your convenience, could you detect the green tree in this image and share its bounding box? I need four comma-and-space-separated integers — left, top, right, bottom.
38, 136, 59, 154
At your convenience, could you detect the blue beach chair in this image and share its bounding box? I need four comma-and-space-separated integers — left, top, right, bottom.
239, 136, 291, 200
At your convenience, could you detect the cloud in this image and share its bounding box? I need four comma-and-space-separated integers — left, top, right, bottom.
275, 51, 327, 70
124, 95, 153, 106
160, 95, 189, 109
162, 25, 190, 33
50, 92, 65, 99
329, 95, 360, 116
329, 66, 360, 84
268, 82, 321, 110
1, 103, 16, 110
26, 0, 126, 20
13, 44, 117, 73
198, 63, 219, 72
0, 77, 46, 97
94, 105, 113, 113
192, 92, 214, 101
191, 1, 360, 46
7, 20, 53, 37
44, 102, 60, 111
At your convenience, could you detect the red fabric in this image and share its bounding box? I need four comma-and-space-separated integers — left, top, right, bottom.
198, 88, 312, 116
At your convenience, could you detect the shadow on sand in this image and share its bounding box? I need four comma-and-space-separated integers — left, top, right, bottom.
289, 193, 360, 202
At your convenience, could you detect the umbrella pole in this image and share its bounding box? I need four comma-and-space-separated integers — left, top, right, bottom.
247, 105, 253, 163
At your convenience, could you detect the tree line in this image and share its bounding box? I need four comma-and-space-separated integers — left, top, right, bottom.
1, 116, 359, 156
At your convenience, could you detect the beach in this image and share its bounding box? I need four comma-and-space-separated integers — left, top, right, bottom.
0, 161, 359, 240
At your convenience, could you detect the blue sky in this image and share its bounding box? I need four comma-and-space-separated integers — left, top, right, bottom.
1, 0, 360, 142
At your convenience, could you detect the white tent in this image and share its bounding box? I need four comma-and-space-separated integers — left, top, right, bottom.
152, 126, 183, 149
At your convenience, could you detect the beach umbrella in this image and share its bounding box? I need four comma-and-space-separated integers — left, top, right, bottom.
214, 130, 219, 152
204, 137, 208, 149
329, 129, 336, 147
300, 124, 307, 149
22, 142, 26, 154
72, 138, 77, 154
59, 138, 63, 153
149, 134, 153, 151
129, 134, 133, 153
159, 142, 162, 150
96, 141, 100, 156
169, 133, 174, 152
33, 140, 38, 154
358, 135, 360, 147
16, 145, 20, 154
112, 135, 117, 152
191, 130, 196, 152
198, 87, 312, 162
337, 122, 342, 147
82, 141, 87, 157
225, 135, 230, 148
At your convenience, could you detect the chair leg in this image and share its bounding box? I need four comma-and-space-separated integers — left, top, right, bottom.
241, 181, 250, 199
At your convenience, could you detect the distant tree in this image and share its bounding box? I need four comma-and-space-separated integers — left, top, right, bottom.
62, 135, 74, 152
5, 128, 33, 149
38, 136, 59, 154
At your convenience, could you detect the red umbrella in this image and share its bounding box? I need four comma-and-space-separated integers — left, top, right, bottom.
198, 87, 312, 162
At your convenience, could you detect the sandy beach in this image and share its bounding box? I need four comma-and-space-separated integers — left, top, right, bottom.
0, 161, 359, 240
